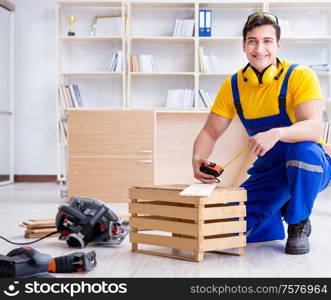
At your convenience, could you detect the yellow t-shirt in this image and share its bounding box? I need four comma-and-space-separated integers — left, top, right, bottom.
211, 59, 324, 124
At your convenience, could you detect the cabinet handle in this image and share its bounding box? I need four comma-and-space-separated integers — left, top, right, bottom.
136, 160, 152, 164
136, 149, 152, 153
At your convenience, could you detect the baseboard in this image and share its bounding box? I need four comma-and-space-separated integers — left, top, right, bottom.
14, 175, 57, 183
0, 175, 10, 181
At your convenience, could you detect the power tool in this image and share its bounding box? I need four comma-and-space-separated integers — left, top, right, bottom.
0, 246, 96, 278
56, 196, 130, 248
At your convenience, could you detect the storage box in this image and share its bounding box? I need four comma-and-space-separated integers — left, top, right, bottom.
129, 185, 247, 262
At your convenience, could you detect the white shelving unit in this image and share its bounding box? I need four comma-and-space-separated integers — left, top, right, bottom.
55, 0, 126, 182
56, 0, 331, 182
0, 0, 15, 186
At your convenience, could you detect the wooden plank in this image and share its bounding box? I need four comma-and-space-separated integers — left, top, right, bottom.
202, 188, 247, 205
129, 186, 201, 205
129, 203, 198, 220
201, 235, 246, 252
203, 205, 246, 220
202, 220, 246, 236
22, 221, 56, 228
130, 217, 199, 236
26, 228, 57, 234
28, 218, 55, 223
131, 199, 138, 252
130, 232, 198, 251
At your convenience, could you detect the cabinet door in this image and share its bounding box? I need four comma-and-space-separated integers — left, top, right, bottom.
68, 110, 154, 156
68, 156, 154, 202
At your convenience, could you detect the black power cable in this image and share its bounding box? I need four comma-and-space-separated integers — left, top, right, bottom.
0, 231, 59, 245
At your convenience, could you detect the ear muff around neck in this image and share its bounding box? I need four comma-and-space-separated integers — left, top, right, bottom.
242, 62, 283, 85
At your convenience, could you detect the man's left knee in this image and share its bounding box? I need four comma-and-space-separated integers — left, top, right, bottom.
286, 142, 323, 164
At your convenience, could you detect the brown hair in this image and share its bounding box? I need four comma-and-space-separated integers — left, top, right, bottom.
243, 14, 281, 42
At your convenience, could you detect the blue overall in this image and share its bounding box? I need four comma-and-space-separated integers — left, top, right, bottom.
231, 64, 331, 243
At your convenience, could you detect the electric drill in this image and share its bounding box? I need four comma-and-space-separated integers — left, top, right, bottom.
0, 246, 96, 278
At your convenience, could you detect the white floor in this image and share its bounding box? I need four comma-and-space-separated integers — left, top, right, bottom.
0, 182, 330, 278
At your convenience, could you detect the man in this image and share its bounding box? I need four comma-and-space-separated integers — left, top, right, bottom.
192, 12, 331, 255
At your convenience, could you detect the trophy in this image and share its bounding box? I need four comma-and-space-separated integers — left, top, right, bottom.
67, 16, 77, 36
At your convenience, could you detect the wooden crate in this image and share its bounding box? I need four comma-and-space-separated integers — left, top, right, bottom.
129, 185, 247, 262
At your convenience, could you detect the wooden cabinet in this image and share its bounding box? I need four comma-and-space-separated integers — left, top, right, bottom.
68, 110, 154, 202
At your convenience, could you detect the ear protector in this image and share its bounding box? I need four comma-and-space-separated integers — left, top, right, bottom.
242, 59, 283, 85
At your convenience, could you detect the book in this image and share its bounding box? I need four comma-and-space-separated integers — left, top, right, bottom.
199, 9, 212, 37
73, 84, 83, 107
64, 85, 74, 107
109, 51, 123, 72
166, 89, 194, 108
199, 89, 213, 108
137, 54, 156, 72
172, 19, 195, 37
69, 84, 79, 107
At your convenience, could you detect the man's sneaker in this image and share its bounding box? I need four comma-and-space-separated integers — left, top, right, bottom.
285, 218, 311, 255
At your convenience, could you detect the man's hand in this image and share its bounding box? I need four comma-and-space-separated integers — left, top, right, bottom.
192, 156, 219, 184
248, 128, 282, 156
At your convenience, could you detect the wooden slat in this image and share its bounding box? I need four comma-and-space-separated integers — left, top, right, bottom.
129, 202, 197, 220
22, 221, 56, 228
202, 220, 246, 236
129, 186, 201, 205
26, 228, 57, 234
203, 205, 246, 220
130, 216, 199, 236
201, 235, 246, 252
130, 232, 198, 251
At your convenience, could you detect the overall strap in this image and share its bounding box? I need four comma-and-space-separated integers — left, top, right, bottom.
231, 73, 245, 122
278, 64, 299, 114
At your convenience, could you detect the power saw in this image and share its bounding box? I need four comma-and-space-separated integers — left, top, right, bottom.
56, 197, 130, 248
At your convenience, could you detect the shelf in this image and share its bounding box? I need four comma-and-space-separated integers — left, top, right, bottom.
282, 37, 331, 42
130, 2, 194, 8
199, 37, 242, 42
129, 72, 195, 76
199, 2, 264, 8
59, 36, 123, 41
60, 72, 123, 77
130, 107, 208, 112
57, 1, 123, 7
66, 107, 125, 110
130, 36, 195, 42
268, 2, 331, 8
200, 73, 232, 76
316, 71, 331, 77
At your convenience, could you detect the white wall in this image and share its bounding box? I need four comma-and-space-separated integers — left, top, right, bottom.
13, 0, 57, 174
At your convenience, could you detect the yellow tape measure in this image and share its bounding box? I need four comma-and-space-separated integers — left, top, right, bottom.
222, 147, 248, 169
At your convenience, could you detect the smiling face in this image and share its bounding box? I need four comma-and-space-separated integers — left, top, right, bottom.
243, 24, 281, 73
